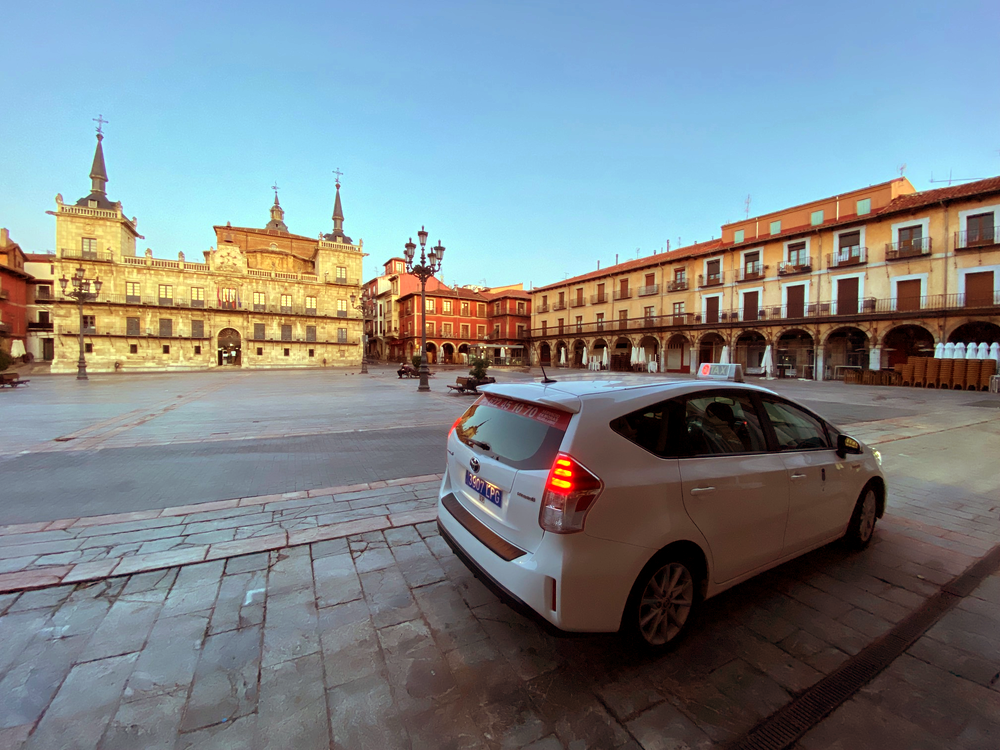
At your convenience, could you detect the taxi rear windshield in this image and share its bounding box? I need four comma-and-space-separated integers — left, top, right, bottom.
454, 395, 569, 470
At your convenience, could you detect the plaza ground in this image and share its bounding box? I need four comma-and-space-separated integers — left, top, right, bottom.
0, 365, 998, 748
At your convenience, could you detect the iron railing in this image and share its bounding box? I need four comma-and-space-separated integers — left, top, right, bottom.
637, 284, 659, 297
829, 246, 867, 267
885, 237, 932, 260
698, 272, 725, 287
590, 294, 608, 304
527, 291, 1000, 337
736, 263, 766, 282
61, 248, 114, 263
667, 279, 688, 291
955, 227, 997, 250
613, 289, 632, 300
778, 259, 812, 275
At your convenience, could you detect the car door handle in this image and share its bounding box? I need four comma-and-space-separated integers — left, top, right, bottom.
790, 473, 807, 480
690, 486, 715, 495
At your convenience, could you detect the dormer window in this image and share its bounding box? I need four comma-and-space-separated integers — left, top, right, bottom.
88, 200, 97, 208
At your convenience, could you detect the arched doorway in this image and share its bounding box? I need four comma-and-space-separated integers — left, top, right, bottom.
735, 331, 767, 371
639, 335, 659, 371
573, 340, 586, 367
665, 334, 690, 373
698, 333, 725, 367
592, 338, 609, 370
539, 342, 551, 366
825, 327, 868, 379
776, 329, 815, 379
458, 343, 470, 364
948, 321, 1000, 345
555, 340, 569, 367
442, 343, 455, 364
217, 328, 241, 366
882, 325, 935, 368
612, 337, 632, 372
425, 342, 437, 364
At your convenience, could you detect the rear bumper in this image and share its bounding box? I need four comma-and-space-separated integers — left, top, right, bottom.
436, 492, 651, 633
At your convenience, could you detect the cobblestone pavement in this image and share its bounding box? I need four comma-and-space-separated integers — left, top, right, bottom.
1, 369, 999, 748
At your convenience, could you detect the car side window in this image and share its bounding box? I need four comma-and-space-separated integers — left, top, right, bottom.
610, 398, 687, 458
683, 392, 768, 455
761, 398, 831, 451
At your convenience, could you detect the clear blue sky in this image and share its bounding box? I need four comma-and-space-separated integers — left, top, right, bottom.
3, 0, 997, 288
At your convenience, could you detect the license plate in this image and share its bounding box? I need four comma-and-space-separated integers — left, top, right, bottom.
465, 470, 503, 508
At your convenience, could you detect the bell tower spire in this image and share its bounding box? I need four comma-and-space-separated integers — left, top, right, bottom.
265, 182, 289, 232
76, 116, 115, 209
323, 169, 352, 243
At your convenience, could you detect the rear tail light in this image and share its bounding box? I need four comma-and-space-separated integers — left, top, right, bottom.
539, 453, 603, 534
449, 415, 463, 436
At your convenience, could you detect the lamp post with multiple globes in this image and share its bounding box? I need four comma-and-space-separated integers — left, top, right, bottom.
349, 291, 375, 374
403, 227, 445, 392
59, 266, 103, 380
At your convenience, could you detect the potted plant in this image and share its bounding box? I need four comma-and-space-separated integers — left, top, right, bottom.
468, 356, 493, 386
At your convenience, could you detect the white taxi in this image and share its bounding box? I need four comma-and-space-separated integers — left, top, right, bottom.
436, 374, 885, 649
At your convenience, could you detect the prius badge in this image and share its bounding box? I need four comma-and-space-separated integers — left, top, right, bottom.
469, 457, 480, 473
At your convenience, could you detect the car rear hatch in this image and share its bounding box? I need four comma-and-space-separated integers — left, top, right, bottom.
446, 392, 573, 554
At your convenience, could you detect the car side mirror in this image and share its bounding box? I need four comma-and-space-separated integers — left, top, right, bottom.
836, 434, 863, 458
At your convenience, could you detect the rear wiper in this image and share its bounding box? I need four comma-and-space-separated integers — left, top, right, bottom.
467, 439, 491, 451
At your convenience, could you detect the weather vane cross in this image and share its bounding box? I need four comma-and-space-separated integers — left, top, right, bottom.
93, 114, 108, 135
333, 168, 343, 185
271, 182, 279, 197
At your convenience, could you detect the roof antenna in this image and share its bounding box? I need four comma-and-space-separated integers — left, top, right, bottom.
745, 194, 751, 219
898, 163, 907, 177
538, 359, 557, 384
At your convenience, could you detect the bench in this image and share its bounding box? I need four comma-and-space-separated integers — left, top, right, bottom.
0, 372, 29, 388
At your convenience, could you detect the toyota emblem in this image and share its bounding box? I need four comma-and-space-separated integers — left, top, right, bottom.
469, 457, 480, 473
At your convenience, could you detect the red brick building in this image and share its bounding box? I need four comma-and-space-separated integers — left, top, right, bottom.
395, 282, 532, 365
0, 229, 31, 357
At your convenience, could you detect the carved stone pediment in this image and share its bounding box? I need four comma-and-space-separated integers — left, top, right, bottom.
209, 244, 248, 274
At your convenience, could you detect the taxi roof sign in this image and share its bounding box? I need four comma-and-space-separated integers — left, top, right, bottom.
696, 363, 744, 382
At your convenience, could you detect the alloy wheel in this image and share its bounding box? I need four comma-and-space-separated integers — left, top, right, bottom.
638, 562, 694, 645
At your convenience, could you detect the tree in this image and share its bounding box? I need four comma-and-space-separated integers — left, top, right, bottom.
469, 356, 490, 382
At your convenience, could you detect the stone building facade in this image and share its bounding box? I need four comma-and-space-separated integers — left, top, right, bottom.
0, 228, 31, 357
530, 176, 1000, 379
49, 132, 365, 373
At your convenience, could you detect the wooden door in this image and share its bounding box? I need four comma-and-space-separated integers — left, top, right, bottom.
896, 279, 921, 312
786, 285, 805, 318
705, 297, 720, 324
837, 277, 859, 315
965, 271, 994, 307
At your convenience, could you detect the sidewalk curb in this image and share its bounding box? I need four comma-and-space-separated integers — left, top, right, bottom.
0, 474, 443, 595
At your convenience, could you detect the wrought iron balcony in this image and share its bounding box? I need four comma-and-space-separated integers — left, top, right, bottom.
778, 260, 812, 276
590, 294, 608, 304
637, 284, 659, 297
885, 237, 932, 260
613, 289, 632, 300
736, 264, 766, 282
667, 279, 688, 292
955, 228, 997, 250
829, 247, 868, 268
698, 273, 724, 288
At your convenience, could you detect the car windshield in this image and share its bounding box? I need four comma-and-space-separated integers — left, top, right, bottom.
455, 394, 569, 470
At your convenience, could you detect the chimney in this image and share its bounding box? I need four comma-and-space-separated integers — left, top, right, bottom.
0, 228, 8, 247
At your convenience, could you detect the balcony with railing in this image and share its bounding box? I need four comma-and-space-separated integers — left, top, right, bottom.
527, 291, 1000, 338
637, 284, 659, 297
27, 321, 54, 331
590, 293, 608, 305
613, 289, 632, 301
736, 263, 766, 283
330, 276, 359, 286
698, 272, 724, 288
829, 246, 867, 268
778, 259, 813, 276
955, 227, 997, 250
536, 303, 549, 313
61, 248, 114, 263
569, 297, 587, 308
885, 237, 932, 260
33, 289, 53, 303
551, 301, 568, 311
667, 279, 688, 292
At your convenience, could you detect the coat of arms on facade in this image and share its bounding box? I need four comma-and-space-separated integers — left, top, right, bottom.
210, 245, 247, 274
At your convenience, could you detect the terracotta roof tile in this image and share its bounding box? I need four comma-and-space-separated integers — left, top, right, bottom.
878, 176, 1000, 213
532, 239, 724, 293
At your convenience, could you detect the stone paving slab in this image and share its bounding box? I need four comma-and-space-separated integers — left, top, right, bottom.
0, 474, 443, 594
1, 513, 997, 749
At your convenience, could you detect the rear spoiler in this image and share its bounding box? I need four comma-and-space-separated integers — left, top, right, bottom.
477, 384, 581, 414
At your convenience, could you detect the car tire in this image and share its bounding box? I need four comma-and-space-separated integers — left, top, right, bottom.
622, 551, 703, 651
844, 483, 879, 549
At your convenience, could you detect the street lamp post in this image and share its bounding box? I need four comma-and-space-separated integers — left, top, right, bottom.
404, 227, 445, 392
349, 291, 375, 374
59, 266, 102, 381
